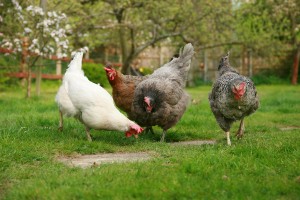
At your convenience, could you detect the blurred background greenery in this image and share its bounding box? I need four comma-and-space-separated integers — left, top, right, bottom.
0, 0, 299, 94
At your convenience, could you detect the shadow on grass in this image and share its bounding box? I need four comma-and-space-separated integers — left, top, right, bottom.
54, 124, 214, 146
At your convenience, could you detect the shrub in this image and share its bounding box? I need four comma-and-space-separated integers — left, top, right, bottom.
0, 55, 20, 90
82, 62, 109, 87
138, 67, 153, 75
193, 78, 212, 86
251, 72, 289, 85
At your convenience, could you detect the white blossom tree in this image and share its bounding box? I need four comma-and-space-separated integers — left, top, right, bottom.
0, 0, 71, 97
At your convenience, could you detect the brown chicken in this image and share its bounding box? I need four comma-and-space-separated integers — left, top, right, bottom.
104, 64, 147, 113
104, 65, 153, 133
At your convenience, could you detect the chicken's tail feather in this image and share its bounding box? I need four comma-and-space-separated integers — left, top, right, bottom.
219, 51, 230, 69
173, 43, 194, 84
178, 43, 194, 67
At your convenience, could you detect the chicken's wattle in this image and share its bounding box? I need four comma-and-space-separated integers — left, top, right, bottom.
232, 82, 246, 100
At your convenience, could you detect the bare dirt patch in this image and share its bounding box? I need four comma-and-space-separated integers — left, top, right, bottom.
279, 126, 300, 131
58, 140, 215, 168
58, 152, 151, 168
171, 140, 216, 146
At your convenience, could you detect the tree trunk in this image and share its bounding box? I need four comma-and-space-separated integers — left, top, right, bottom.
21, 37, 29, 86
114, 9, 129, 74
36, 62, 42, 96
291, 47, 300, 85
26, 66, 32, 98
40, 0, 47, 11
56, 47, 62, 75
120, 26, 129, 74
289, 11, 299, 85
122, 59, 132, 75
36, 0, 47, 96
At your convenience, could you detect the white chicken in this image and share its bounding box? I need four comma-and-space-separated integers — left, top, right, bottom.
55, 51, 143, 141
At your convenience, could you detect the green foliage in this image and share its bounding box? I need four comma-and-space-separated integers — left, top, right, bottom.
0, 71, 10, 90
234, 0, 299, 57
252, 73, 289, 85
138, 67, 153, 75
0, 54, 20, 89
0, 70, 21, 91
82, 62, 109, 87
0, 83, 300, 199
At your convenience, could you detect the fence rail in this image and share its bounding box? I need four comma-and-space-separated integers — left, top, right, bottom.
6, 72, 63, 80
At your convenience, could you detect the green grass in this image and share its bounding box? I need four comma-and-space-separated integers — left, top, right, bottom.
0, 82, 300, 199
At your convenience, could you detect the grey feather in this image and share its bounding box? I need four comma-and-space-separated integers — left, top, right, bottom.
209, 53, 259, 132
131, 43, 194, 136
151, 43, 194, 87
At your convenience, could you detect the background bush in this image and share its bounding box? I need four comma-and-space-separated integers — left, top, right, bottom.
251, 70, 289, 85
138, 67, 153, 75
82, 62, 109, 87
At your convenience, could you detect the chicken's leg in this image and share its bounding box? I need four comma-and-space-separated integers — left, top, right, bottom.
236, 118, 245, 139
145, 126, 154, 134
58, 110, 63, 131
85, 126, 92, 142
226, 131, 231, 146
160, 130, 167, 142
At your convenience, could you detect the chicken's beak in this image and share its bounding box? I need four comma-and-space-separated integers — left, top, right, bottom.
104, 67, 115, 80
146, 106, 152, 113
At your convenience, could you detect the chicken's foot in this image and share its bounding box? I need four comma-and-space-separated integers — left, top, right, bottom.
236, 118, 245, 139
226, 131, 231, 146
160, 130, 167, 142
85, 127, 93, 142
58, 110, 63, 131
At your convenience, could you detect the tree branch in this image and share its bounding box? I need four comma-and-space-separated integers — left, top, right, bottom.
198, 41, 243, 50
124, 32, 182, 65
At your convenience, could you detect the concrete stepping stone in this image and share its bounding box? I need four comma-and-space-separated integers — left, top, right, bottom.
58, 152, 151, 168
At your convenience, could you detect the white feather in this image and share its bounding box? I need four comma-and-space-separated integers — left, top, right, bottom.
55, 52, 137, 132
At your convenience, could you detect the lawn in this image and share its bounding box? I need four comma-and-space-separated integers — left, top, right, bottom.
0, 82, 299, 199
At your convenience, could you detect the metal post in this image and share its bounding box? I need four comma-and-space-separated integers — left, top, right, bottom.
204, 50, 208, 82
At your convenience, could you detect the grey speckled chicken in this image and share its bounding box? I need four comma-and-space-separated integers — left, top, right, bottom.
209, 52, 259, 146
130, 43, 194, 142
